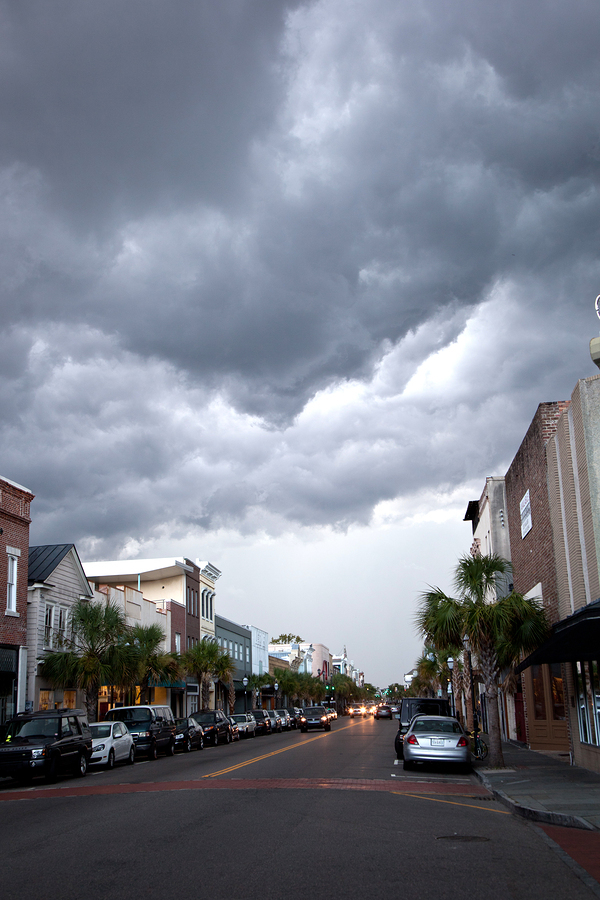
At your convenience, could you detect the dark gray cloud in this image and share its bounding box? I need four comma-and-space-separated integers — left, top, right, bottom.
1, 0, 599, 557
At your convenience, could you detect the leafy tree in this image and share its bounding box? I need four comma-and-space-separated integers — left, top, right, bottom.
183, 637, 221, 709
247, 673, 270, 708
416, 553, 549, 767
273, 667, 300, 706
40, 598, 133, 721
129, 623, 181, 705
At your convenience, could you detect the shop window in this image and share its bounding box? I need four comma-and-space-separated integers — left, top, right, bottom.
549, 663, 566, 721
39, 690, 54, 711
573, 661, 598, 746
63, 690, 76, 709
531, 665, 547, 719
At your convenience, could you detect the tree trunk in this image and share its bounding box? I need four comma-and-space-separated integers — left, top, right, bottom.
479, 641, 505, 768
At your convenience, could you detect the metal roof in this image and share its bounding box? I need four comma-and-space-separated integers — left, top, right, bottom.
28, 544, 74, 584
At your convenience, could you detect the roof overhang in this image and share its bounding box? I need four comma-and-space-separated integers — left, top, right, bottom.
83, 557, 194, 584
516, 599, 600, 673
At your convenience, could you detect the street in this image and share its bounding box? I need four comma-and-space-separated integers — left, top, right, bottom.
0, 715, 597, 899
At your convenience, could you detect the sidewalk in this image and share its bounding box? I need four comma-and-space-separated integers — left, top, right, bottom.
473, 740, 600, 831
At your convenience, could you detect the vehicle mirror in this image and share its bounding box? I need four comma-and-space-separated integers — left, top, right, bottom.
400, 726, 408, 735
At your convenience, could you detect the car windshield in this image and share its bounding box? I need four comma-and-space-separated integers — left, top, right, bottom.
106, 709, 152, 726
304, 708, 325, 715
3, 718, 59, 740
175, 719, 189, 728
194, 713, 216, 724
411, 719, 463, 734
231, 715, 245, 723
90, 724, 112, 739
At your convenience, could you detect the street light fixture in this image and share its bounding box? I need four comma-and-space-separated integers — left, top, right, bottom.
274, 681, 279, 708
242, 676, 248, 713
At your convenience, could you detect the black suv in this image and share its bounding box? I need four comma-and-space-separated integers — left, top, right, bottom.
0, 708, 92, 783
104, 705, 176, 759
395, 698, 453, 759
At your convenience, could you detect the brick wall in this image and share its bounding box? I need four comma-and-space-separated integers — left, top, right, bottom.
0, 477, 34, 647
504, 402, 569, 625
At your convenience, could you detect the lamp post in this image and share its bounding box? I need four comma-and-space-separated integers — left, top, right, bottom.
447, 657, 454, 715
242, 676, 248, 713
274, 681, 279, 709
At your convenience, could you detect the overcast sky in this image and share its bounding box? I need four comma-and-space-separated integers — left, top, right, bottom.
3, 1, 600, 688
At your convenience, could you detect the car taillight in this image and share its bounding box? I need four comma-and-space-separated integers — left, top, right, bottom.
457, 736, 468, 747
406, 734, 419, 745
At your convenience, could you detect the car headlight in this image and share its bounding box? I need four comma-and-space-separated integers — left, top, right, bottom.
31, 748, 45, 759
94, 744, 106, 752
321, 716, 327, 722
137, 731, 151, 738
176, 733, 183, 739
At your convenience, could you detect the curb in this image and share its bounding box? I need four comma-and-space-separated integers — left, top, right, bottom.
474, 769, 597, 832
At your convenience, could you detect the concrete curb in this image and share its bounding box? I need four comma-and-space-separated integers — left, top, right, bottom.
474, 769, 597, 832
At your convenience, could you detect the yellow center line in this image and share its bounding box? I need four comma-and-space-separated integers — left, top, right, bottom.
392, 791, 510, 814
202, 721, 358, 778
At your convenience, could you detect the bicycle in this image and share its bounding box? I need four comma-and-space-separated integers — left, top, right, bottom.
471, 730, 488, 761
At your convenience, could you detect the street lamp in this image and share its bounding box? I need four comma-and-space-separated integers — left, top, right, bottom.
274, 681, 279, 708
447, 658, 454, 715
242, 676, 248, 713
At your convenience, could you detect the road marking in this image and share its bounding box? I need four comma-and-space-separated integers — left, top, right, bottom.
392, 791, 510, 814
202, 722, 358, 778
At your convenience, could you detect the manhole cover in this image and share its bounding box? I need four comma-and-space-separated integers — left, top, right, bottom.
436, 835, 490, 843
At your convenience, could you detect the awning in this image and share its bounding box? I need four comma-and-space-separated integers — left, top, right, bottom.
516, 598, 600, 673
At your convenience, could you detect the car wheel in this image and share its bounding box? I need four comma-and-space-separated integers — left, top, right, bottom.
403, 759, 413, 771
184, 737, 192, 753
106, 749, 115, 770
127, 745, 136, 765
213, 731, 219, 746
325, 724, 331, 732
226, 729, 231, 744
166, 738, 175, 756
198, 736, 204, 750
148, 741, 158, 761
252, 729, 256, 738
76, 752, 88, 778
301, 727, 307, 734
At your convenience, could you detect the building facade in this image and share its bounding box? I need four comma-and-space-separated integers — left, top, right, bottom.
215, 614, 252, 713
0, 476, 34, 724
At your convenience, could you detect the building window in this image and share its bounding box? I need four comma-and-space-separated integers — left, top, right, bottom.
209, 592, 214, 620
6, 554, 17, 612
201, 590, 206, 619
175, 633, 181, 654
246, 645, 250, 664
56, 607, 68, 648
44, 605, 54, 648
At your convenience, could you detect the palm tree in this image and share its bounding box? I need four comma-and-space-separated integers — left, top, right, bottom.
129, 623, 181, 705
183, 637, 221, 709
416, 553, 549, 767
40, 598, 133, 721
213, 649, 236, 714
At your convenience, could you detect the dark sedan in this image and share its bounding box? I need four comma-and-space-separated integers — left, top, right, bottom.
174, 717, 204, 752
251, 709, 272, 735
375, 705, 393, 719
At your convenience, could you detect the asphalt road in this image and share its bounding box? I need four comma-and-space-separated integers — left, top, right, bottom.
0, 715, 597, 899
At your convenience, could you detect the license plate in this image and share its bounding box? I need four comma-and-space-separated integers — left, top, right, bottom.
431, 738, 445, 746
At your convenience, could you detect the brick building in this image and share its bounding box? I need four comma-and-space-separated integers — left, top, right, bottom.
0, 476, 34, 724
516, 376, 600, 773
504, 402, 570, 752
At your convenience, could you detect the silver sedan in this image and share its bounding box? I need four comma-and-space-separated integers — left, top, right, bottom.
402, 715, 471, 773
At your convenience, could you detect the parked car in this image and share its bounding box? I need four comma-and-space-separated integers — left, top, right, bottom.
286, 707, 302, 728
275, 709, 291, 730
267, 710, 282, 733
174, 717, 204, 752
90, 720, 135, 768
0, 708, 92, 783
251, 709, 272, 735
193, 710, 232, 746
402, 715, 471, 772
298, 706, 331, 732
230, 712, 257, 738
375, 705, 392, 719
394, 698, 453, 759
104, 705, 176, 759
227, 716, 241, 741
326, 707, 338, 720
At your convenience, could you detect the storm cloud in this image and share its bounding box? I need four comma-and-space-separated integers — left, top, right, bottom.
2, 1, 600, 680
